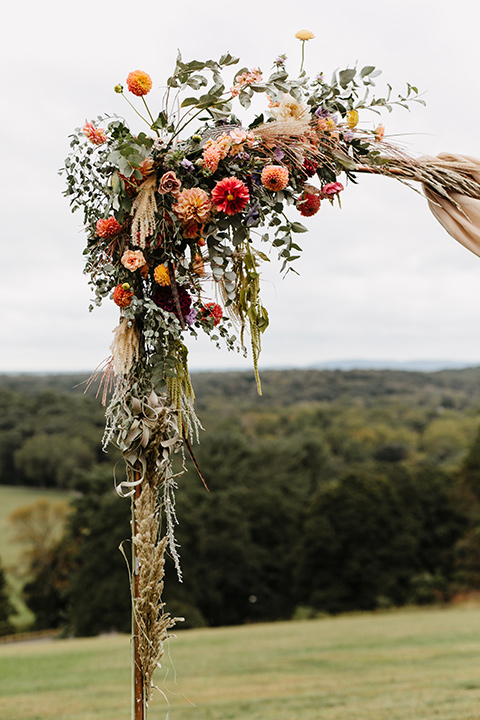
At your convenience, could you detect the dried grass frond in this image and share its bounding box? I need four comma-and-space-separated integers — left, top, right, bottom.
110, 317, 140, 377
358, 154, 480, 205
255, 119, 311, 141
131, 174, 157, 248
83, 356, 116, 406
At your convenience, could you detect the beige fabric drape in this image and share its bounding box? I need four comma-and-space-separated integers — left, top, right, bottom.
423, 153, 480, 259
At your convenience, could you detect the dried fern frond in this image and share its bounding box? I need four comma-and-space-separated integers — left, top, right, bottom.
131, 174, 157, 248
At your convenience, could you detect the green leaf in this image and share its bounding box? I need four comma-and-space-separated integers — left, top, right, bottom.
219, 53, 240, 66
339, 69, 356, 87
184, 60, 206, 71
180, 96, 199, 108
360, 66, 375, 78
154, 111, 168, 129
290, 222, 308, 233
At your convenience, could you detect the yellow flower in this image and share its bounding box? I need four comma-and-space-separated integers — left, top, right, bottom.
346, 110, 359, 129
295, 30, 315, 41
154, 265, 171, 286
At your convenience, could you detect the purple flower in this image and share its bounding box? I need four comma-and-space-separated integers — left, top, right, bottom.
184, 306, 197, 326
245, 203, 260, 227
181, 158, 195, 172
315, 106, 329, 118
273, 147, 285, 162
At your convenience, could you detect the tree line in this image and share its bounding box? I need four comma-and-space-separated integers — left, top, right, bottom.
2, 368, 480, 635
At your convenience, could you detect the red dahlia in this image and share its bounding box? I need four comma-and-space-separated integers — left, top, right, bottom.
200, 302, 223, 326
211, 177, 250, 216
297, 192, 321, 217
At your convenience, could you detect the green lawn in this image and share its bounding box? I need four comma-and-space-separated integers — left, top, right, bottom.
1, 605, 480, 719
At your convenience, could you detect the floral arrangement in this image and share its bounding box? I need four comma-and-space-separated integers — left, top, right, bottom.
62, 32, 480, 717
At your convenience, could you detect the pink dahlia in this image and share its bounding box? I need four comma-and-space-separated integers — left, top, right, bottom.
83, 122, 107, 146
211, 177, 250, 216
126, 70, 153, 97
261, 165, 289, 191
96, 217, 122, 238
203, 145, 221, 173
298, 192, 321, 217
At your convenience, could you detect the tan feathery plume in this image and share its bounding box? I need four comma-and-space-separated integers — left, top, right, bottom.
131, 175, 157, 248
255, 119, 310, 141
110, 317, 140, 377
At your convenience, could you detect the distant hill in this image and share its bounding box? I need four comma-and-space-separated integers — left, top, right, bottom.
3, 365, 480, 412
311, 360, 479, 372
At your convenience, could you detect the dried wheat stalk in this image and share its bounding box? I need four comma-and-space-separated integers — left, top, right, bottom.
134, 481, 176, 701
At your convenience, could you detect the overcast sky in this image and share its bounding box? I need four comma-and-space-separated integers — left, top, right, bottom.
3, 0, 480, 373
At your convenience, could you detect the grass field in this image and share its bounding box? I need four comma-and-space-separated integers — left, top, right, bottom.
1, 605, 480, 720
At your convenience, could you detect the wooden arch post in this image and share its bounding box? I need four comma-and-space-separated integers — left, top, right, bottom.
133, 471, 145, 720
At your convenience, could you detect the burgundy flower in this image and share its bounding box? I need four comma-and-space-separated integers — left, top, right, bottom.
297, 192, 321, 217
153, 285, 192, 321
302, 158, 318, 177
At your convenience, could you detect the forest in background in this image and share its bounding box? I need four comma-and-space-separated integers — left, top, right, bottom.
2, 367, 480, 635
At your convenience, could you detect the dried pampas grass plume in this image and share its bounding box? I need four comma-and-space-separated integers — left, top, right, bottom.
131, 174, 157, 248
110, 317, 140, 377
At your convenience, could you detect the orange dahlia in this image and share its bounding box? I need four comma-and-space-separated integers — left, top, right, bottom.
211, 177, 250, 216
96, 217, 122, 238
172, 188, 212, 225
126, 70, 153, 97
261, 165, 290, 191
154, 264, 171, 286
298, 192, 321, 217
83, 122, 107, 145
112, 283, 134, 307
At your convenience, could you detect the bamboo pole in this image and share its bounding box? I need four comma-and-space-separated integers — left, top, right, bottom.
133, 472, 145, 720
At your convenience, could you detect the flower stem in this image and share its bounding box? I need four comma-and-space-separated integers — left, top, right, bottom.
121, 93, 151, 127
142, 97, 160, 137
168, 108, 205, 145
300, 41, 306, 74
